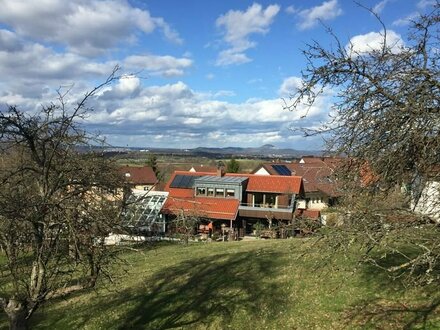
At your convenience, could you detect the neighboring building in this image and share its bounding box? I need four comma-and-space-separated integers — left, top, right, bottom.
123, 190, 169, 234
189, 165, 218, 173
118, 165, 158, 192
252, 161, 342, 210
117, 166, 165, 234
411, 169, 440, 222
161, 170, 305, 237
299, 156, 342, 166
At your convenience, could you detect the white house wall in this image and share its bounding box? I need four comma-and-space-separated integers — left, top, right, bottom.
254, 167, 271, 175
412, 180, 440, 222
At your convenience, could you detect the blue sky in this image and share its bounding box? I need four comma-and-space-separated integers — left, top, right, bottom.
0, 0, 434, 149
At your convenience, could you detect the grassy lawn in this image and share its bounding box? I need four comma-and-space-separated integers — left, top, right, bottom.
1, 239, 439, 329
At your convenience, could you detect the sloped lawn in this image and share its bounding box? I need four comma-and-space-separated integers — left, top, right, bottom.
1, 239, 439, 329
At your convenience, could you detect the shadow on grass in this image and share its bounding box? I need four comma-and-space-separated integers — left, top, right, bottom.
344, 296, 440, 330
120, 250, 286, 329
40, 249, 288, 329
345, 249, 440, 329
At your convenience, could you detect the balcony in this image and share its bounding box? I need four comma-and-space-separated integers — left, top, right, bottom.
238, 203, 294, 220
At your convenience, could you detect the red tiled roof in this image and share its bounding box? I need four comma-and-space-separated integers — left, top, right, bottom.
252, 164, 278, 175
118, 166, 157, 185
246, 175, 303, 194
300, 156, 344, 165
166, 188, 194, 198
162, 197, 239, 220
286, 163, 341, 197
300, 157, 327, 164
251, 162, 343, 197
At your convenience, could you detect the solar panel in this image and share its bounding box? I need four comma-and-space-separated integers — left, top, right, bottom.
170, 175, 196, 188
272, 165, 291, 176
195, 176, 248, 184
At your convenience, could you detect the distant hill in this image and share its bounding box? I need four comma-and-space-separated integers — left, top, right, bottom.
84, 144, 323, 159
191, 145, 322, 158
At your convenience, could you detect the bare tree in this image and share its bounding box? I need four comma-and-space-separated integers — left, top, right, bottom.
0, 69, 127, 329
287, 0, 439, 302
169, 208, 201, 245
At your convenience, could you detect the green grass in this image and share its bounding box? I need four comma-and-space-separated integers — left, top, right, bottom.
1, 239, 439, 329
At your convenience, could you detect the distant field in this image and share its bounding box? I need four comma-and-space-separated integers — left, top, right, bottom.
115, 154, 267, 182
2, 239, 438, 329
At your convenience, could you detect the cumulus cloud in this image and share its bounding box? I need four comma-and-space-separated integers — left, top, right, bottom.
346, 30, 404, 56
2, 72, 331, 149
124, 55, 193, 77
77, 78, 333, 149
0, 3, 328, 150
296, 0, 342, 30
278, 77, 303, 98
0, 30, 120, 99
215, 3, 280, 66
0, 26, 192, 101
0, 0, 182, 56
0, 29, 23, 52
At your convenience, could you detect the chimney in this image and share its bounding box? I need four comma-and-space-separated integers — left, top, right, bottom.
217, 161, 225, 177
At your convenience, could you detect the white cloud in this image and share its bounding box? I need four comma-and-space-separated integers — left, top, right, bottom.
216, 50, 252, 66
346, 30, 404, 56
417, 0, 436, 9
392, 1, 434, 27
297, 0, 342, 30
116, 76, 140, 94
152, 17, 183, 45
392, 12, 419, 26
124, 55, 193, 77
0, 29, 23, 52
0, 28, 191, 103
0, 34, 114, 84
285, 6, 298, 15
0, 0, 182, 56
183, 117, 203, 125
279, 77, 303, 97
372, 0, 393, 14
76, 78, 333, 149
215, 3, 280, 66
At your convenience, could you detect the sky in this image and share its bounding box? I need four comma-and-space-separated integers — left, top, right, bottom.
0, 0, 435, 150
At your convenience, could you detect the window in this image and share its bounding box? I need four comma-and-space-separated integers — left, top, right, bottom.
215, 188, 224, 197
196, 187, 206, 196
226, 189, 235, 197
207, 188, 214, 196
266, 194, 276, 206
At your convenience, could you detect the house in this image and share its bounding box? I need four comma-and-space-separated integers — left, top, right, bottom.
411, 169, 440, 222
252, 161, 342, 211
123, 190, 169, 234
118, 165, 158, 192
299, 156, 342, 166
161, 169, 305, 237
188, 165, 218, 173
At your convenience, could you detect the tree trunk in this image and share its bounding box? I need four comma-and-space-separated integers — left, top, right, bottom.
4, 299, 28, 330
